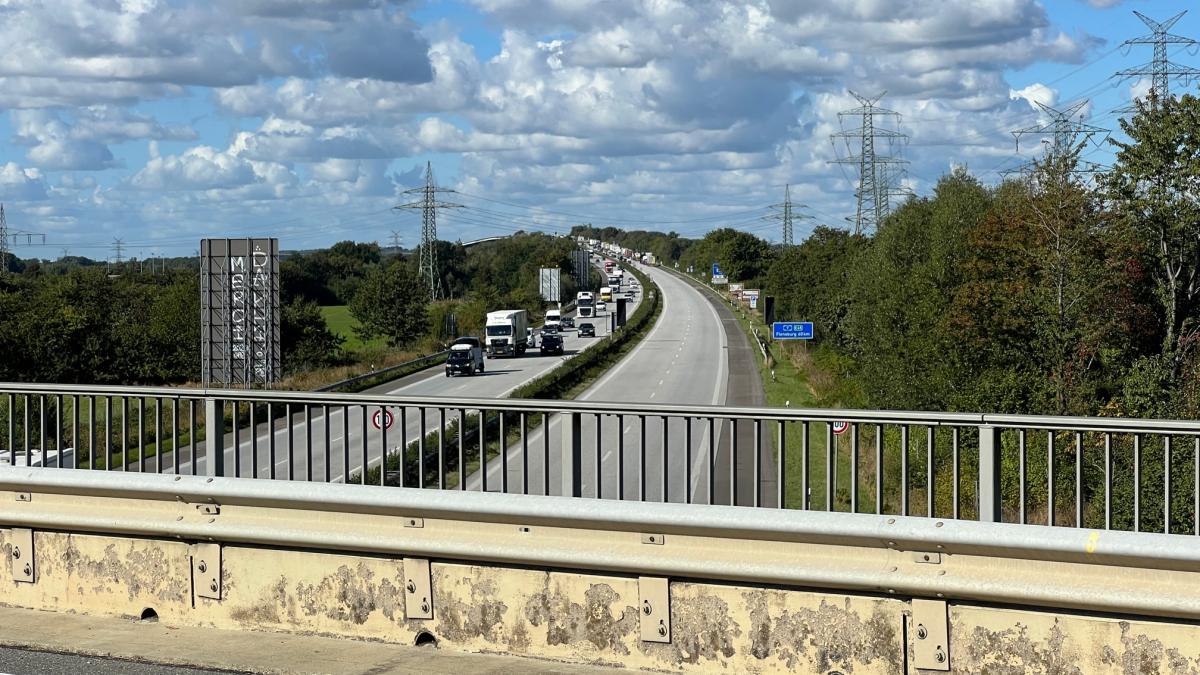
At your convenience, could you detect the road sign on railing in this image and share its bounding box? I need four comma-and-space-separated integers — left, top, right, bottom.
772, 321, 813, 340
372, 409, 394, 430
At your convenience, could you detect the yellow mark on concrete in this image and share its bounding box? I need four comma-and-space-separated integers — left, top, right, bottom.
1085, 531, 1100, 554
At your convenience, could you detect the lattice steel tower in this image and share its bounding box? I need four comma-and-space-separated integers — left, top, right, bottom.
1012, 101, 1108, 158
830, 91, 909, 235
768, 185, 806, 246
1116, 11, 1200, 108
396, 162, 461, 301
0, 205, 8, 275
0, 204, 45, 275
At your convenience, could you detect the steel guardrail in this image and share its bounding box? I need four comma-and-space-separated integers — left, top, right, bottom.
2, 382, 1199, 537
1, 466, 1199, 621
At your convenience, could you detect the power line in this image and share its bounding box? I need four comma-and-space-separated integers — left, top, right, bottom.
830, 90, 910, 235
395, 162, 461, 301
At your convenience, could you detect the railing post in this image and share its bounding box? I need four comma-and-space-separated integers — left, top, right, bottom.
561, 412, 582, 497
978, 424, 1001, 523
205, 398, 225, 478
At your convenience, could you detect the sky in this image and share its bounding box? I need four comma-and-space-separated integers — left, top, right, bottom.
0, 0, 1192, 259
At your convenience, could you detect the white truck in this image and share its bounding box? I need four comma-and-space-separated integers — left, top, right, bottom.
485, 309, 529, 357
544, 308, 562, 330
576, 291, 595, 318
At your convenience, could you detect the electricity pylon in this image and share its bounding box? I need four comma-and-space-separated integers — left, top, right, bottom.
395, 162, 461, 301
830, 90, 910, 235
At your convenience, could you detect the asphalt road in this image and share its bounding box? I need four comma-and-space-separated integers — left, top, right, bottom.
470, 263, 746, 503
165, 271, 641, 484
0, 648, 232, 675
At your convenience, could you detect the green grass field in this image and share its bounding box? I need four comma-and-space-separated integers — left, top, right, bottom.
320, 305, 387, 353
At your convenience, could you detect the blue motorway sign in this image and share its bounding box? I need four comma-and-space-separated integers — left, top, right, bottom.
772, 322, 814, 340
711, 262, 723, 276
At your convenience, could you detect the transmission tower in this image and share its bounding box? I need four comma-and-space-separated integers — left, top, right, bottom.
767, 185, 807, 246
111, 238, 125, 265
0, 204, 47, 275
390, 230, 403, 251
395, 162, 461, 301
1010, 100, 1109, 176
830, 90, 909, 235
1115, 11, 1200, 109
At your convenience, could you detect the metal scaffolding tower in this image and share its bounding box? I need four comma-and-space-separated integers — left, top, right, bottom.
1116, 11, 1200, 108
830, 90, 909, 235
395, 162, 461, 301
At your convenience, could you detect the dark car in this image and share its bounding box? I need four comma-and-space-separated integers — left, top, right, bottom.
445, 344, 484, 376
561, 316, 575, 329
577, 322, 595, 337
542, 323, 559, 334
540, 332, 564, 355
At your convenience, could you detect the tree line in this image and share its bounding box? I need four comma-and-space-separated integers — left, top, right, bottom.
583, 96, 1200, 419
0, 232, 588, 384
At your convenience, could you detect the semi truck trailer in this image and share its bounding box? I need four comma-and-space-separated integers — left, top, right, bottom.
485, 309, 529, 357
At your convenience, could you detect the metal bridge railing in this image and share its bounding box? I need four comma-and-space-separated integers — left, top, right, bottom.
1, 382, 1198, 535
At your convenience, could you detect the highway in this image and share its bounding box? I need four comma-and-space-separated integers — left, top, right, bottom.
471, 262, 761, 504
167, 273, 641, 484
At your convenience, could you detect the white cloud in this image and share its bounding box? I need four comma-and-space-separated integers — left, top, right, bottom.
11, 107, 195, 171
1011, 83, 1059, 110
0, 0, 1125, 250
0, 162, 48, 201
131, 144, 294, 194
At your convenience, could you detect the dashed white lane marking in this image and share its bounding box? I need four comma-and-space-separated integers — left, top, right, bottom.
650, 392, 656, 399
658, 379, 664, 386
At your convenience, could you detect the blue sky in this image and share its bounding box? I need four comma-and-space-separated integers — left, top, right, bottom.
0, 0, 1193, 259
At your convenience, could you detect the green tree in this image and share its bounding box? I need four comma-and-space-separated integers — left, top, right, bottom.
765, 226, 867, 345
1105, 94, 1200, 381
843, 169, 991, 411
282, 300, 344, 373
350, 261, 428, 348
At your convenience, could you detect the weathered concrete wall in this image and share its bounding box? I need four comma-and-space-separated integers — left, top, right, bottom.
3, 528, 1200, 673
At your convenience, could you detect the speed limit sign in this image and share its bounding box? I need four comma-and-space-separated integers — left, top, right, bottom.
831, 421, 850, 435
372, 408, 394, 430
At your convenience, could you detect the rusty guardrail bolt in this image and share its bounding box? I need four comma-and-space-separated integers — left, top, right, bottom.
12, 546, 19, 560
197, 561, 207, 574
420, 600, 430, 613
406, 581, 417, 594
935, 648, 946, 663
209, 580, 218, 593
657, 623, 667, 637
916, 625, 928, 640
642, 601, 652, 615
23, 563, 31, 576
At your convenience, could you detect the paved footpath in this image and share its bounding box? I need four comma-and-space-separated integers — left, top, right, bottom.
0, 606, 627, 675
